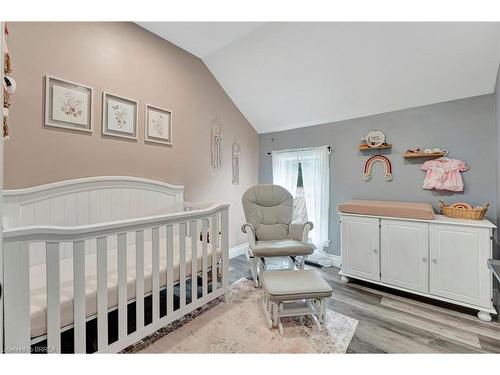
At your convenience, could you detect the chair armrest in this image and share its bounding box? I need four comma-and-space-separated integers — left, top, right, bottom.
289, 221, 314, 242
241, 223, 256, 248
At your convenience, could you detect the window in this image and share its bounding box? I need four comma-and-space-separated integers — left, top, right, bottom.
272, 146, 330, 251
293, 163, 308, 222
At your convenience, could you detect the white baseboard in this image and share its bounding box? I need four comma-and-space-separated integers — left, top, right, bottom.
306, 251, 341, 268
329, 255, 341, 268
229, 242, 248, 259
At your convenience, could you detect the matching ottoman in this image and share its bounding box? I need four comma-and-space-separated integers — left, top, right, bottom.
261, 269, 333, 335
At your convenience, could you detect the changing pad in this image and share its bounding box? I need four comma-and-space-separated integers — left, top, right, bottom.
338, 200, 435, 220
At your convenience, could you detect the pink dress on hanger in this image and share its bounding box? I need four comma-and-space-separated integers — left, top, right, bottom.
421, 158, 467, 192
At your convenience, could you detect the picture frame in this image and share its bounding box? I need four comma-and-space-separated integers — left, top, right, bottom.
102, 92, 138, 140
144, 104, 173, 145
44, 75, 93, 133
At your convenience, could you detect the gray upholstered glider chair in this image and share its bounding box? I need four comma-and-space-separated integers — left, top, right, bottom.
241, 184, 315, 287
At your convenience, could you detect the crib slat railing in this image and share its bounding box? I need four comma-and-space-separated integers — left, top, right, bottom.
221, 209, 229, 300
135, 230, 145, 333
151, 227, 160, 323
190, 220, 198, 303
2, 205, 230, 354
117, 232, 128, 340
46, 242, 61, 353
3, 241, 31, 353
201, 219, 208, 297
166, 224, 174, 315
211, 214, 219, 291
179, 223, 186, 309
73, 240, 86, 353
96, 236, 108, 351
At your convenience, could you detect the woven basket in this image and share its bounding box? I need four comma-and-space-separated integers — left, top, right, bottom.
439, 201, 489, 220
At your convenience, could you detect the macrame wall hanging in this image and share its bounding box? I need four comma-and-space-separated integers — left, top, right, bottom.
232, 142, 241, 185
3, 23, 15, 139
210, 117, 223, 169
363, 155, 393, 182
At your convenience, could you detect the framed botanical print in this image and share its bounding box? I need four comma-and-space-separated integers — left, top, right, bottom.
44, 75, 93, 132
145, 104, 172, 145
102, 92, 138, 140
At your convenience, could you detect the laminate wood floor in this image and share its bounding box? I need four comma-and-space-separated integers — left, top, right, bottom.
229, 254, 500, 353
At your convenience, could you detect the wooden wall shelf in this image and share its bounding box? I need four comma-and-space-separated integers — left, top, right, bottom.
403, 151, 446, 159
358, 144, 392, 151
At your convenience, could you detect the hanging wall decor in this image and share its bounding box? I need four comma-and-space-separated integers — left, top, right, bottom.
3, 23, 14, 139
363, 155, 393, 182
232, 142, 241, 185
210, 117, 223, 169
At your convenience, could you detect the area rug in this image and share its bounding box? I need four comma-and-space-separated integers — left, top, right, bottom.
126, 278, 358, 354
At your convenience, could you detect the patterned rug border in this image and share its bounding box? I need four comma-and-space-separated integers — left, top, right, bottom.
121, 278, 246, 353
123, 277, 358, 354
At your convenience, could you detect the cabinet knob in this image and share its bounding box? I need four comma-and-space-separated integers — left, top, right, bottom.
432, 259, 437, 264
422, 257, 427, 262
373, 249, 378, 253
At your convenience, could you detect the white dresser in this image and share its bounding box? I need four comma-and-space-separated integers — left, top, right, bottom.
339, 213, 497, 321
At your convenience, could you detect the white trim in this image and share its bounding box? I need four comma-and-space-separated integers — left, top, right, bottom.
306, 250, 340, 268
329, 254, 342, 268
3, 203, 229, 241
229, 242, 248, 259
3, 176, 184, 196
339, 212, 496, 229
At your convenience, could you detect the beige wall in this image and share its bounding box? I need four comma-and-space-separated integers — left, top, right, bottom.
5, 22, 259, 247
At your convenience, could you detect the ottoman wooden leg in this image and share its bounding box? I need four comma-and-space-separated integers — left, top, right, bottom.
320, 298, 327, 323
278, 318, 284, 335
272, 302, 279, 327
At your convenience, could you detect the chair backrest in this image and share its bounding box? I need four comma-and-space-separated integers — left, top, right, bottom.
242, 184, 293, 241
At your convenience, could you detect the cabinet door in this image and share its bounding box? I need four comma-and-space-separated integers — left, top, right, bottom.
429, 224, 491, 308
381, 219, 429, 293
341, 216, 380, 281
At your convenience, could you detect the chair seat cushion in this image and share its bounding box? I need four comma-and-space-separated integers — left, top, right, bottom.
252, 239, 315, 257
262, 269, 333, 301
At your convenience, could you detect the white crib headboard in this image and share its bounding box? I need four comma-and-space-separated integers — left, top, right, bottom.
3, 176, 184, 229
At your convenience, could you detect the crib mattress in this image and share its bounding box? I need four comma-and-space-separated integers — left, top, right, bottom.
29, 236, 218, 339
338, 200, 436, 220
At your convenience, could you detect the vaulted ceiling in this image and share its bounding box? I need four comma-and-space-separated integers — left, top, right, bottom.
138, 22, 500, 134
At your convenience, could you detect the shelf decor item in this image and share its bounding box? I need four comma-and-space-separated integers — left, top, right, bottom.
102, 92, 138, 140
145, 104, 172, 145
363, 155, 393, 182
44, 75, 93, 133
439, 201, 489, 220
365, 130, 386, 148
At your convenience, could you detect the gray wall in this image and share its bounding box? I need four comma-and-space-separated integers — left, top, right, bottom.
259, 95, 498, 256
496, 63, 500, 258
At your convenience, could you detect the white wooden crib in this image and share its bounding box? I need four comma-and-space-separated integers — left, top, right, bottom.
0, 176, 229, 353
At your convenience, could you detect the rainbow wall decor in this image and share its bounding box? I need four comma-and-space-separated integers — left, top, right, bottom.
363, 155, 393, 182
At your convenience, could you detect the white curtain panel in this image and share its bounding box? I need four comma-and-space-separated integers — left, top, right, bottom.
272, 146, 330, 251
271, 150, 300, 198
300, 146, 330, 251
